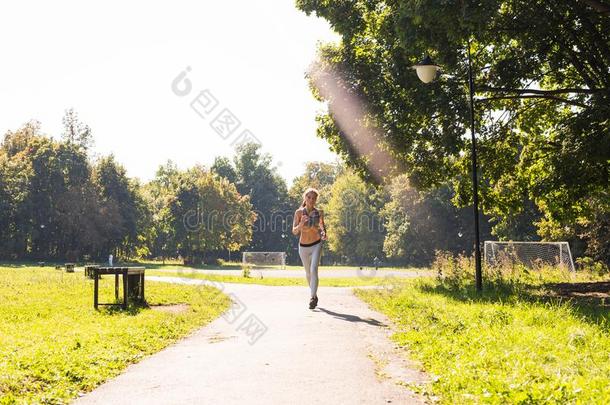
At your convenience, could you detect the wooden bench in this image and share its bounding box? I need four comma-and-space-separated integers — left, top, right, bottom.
85, 266, 146, 310
84, 265, 98, 279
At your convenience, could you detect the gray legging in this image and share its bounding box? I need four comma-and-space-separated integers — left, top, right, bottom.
298, 241, 322, 297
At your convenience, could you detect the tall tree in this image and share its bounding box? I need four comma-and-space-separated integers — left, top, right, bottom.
211, 156, 238, 184
0, 147, 30, 258
62, 108, 94, 151
382, 174, 492, 265
296, 0, 610, 261
289, 161, 344, 207
325, 171, 386, 264
0, 122, 102, 260
141, 161, 182, 261
232, 143, 292, 254
92, 155, 145, 259
167, 166, 255, 264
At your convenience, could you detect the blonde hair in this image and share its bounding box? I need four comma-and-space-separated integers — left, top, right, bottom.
301, 187, 319, 207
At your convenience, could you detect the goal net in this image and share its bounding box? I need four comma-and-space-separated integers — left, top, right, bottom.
484, 241, 575, 272
242, 251, 287, 269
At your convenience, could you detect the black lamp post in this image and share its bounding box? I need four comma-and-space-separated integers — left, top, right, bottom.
412, 43, 483, 291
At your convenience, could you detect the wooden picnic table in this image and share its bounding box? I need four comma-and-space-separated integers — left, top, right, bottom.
85, 266, 146, 310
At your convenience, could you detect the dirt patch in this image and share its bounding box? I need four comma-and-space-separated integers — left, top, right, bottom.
149, 303, 190, 314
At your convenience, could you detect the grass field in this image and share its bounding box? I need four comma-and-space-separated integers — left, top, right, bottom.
0, 266, 230, 404
355, 262, 610, 404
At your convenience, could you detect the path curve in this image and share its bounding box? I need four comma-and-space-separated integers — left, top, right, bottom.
74, 277, 427, 405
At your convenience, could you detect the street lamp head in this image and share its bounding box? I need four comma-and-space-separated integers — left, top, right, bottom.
412, 55, 441, 83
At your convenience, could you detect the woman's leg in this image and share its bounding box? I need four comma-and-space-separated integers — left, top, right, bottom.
309, 243, 322, 298
298, 245, 313, 287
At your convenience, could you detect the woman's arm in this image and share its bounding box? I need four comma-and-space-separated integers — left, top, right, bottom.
292, 209, 303, 236
318, 209, 327, 240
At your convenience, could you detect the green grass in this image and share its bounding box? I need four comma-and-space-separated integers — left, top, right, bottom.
355, 270, 610, 404
146, 268, 410, 287
0, 266, 231, 404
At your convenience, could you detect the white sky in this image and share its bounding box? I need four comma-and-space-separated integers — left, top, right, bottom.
0, 0, 341, 186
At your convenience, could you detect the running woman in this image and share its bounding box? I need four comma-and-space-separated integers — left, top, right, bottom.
292, 187, 327, 309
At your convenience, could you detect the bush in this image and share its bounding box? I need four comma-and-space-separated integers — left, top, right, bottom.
241, 263, 252, 278
431, 250, 604, 293
576, 257, 610, 275
432, 250, 474, 290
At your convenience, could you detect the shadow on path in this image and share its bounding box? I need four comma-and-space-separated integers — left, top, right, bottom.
316, 307, 388, 327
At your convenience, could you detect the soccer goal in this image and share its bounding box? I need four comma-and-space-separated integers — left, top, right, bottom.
242, 251, 287, 269
484, 241, 575, 272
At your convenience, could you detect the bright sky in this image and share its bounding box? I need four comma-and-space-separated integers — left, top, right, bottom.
0, 1, 340, 186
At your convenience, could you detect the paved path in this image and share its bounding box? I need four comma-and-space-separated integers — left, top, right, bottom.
74, 277, 427, 405
158, 267, 432, 279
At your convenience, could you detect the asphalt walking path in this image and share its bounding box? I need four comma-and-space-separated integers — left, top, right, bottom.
74, 276, 428, 405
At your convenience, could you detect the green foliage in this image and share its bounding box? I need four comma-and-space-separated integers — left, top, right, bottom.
223, 143, 293, 255
0, 115, 258, 263
164, 165, 255, 264
297, 0, 610, 263
210, 156, 238, 184
0, 266, 230, 403
288, 160, 344, 208
141, 161, 182, 261
431, 249, 606, 294
0, 149, 30, 258
575, 256, 610, 276
381, 174, 491, 265
241, 263, 252, 278
92, 155, 149, 259
61, 108, 93, 151
0, 121, 148, 262
324, 171, 386, 264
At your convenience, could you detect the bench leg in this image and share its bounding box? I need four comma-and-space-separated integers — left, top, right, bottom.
122, 270, 128, 310
115, 274, 119, 302
140, 273, 145, 302
94, 273, 99, 310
